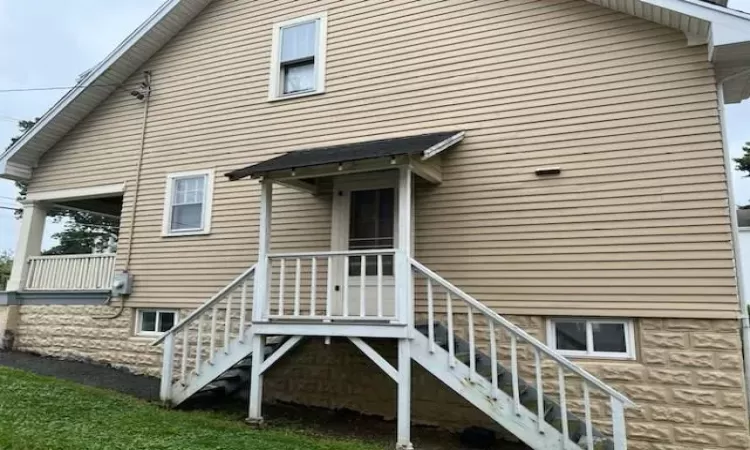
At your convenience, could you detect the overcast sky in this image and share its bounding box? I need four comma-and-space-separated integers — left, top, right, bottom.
1, 0, 749, 254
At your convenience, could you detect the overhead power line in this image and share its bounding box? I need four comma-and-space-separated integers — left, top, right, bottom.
0, 83, 124, 93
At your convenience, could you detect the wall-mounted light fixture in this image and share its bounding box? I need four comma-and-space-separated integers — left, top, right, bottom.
535, 166, 561, 176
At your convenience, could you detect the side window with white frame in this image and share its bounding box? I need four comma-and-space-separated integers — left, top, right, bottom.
162, 169, 214, 236
269, 12, 327, 100
547, 318, 635, 359
136, 309, 177, 336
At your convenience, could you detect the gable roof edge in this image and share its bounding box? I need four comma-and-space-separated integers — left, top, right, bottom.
0, 0, 212, 181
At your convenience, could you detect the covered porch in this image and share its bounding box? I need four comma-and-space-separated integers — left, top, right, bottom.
224, 131, 464, 336
5, 183, 123, 297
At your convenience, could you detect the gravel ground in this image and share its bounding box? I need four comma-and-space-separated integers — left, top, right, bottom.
0, 350, 529, 450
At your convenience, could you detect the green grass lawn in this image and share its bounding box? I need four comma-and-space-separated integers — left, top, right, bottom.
0, 367, 382, 450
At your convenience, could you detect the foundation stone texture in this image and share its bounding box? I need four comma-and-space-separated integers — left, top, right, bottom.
10, 308, 750, 449
14, 305, 166, 377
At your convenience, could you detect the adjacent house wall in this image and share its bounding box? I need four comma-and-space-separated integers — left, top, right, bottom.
25, 0, 735, 318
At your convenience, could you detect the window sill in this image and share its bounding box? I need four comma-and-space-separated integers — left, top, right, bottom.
268, 89, 325, 102
130, 334, 162, 341
557, 352, 636, 361
161, 229, 211, 238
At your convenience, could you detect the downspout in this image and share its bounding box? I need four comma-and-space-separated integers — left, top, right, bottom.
716, 68, 750, 413
94, 71, 152, 320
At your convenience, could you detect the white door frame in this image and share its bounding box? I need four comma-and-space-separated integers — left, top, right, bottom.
330, 170, 400, 315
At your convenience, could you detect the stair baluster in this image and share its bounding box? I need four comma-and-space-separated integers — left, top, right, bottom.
410, 258, 635, 450
152, 264, 257, 404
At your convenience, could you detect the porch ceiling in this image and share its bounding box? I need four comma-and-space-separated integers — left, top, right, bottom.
225, 131, 464, 181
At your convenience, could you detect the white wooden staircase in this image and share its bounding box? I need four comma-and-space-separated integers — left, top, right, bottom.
153, 253, 634, 450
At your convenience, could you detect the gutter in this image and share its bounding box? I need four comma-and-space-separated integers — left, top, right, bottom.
716, 68, 750, 414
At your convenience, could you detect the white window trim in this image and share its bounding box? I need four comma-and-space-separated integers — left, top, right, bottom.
162, 169, 214, 237
135, 309, 178, 337
547, 318, 636, 360
268, 11, 328, 101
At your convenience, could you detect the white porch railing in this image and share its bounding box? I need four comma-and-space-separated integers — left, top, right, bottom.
410, 258, 635, 450
25, 254, 116, 291
265, 249, 400, 322
152, 265, 256, 401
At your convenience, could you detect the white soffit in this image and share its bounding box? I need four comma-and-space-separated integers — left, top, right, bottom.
588, 0, 750, 102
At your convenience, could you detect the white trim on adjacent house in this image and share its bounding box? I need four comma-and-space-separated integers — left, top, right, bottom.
268, 11, 328, 102
547, 318, 636, 360
135, 308, 178, 336
24, 183, 126, 203
161, 169, 214, 237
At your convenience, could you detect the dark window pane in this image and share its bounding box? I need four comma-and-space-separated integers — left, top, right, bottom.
171, 204, 203, 230
348, 188, 395, 276
592, 323, 627, 353
349, 254, 394, 277
282, 60, 315, 94
555, 321, 586, 351
158, 312, 176, 332
141, 311, 157, 332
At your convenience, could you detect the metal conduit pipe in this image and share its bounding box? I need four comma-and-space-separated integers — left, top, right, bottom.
93, 71, 151, 320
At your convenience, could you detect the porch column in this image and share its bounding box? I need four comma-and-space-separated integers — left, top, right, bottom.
6, 201, 47, 292
248, 180, 272, 425
1, 201, 46, 350
396, 166, 413, 450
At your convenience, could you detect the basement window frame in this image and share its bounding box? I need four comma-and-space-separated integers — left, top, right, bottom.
162, 169, 215, 237
268, 12, 328, 101
547, 318, 636, 360
135, 309, 178, 336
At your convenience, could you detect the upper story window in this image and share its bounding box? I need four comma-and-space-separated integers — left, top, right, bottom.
269, 12, 327, 100
162, 169, 214, 236
547, 318, 635, 360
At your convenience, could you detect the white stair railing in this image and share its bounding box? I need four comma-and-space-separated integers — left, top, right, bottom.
152, 264, 256, 402
265, 249, 398, 321
411, 258, 635, 450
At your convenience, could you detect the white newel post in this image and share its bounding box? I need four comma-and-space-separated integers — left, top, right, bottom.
6, 201, 47, 292
160, 333, 175, 403
248, 180, 272, 424
396, 166, 413, 450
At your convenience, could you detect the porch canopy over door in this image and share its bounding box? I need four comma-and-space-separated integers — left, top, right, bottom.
224, 130, 465, 325
224, 130, 465, 190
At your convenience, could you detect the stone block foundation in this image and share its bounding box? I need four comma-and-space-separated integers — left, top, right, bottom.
10, 306, 750, 449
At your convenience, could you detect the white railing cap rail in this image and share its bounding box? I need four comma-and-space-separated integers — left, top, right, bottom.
28, 253, 116, 261
268, 249, 397, 259
151, 264, 256, 346
410, 258, 636, 408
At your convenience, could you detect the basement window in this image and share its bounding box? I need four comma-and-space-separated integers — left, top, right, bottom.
136, 309, 177, 336
269, 12, 327, 100
547, 318, 635, 360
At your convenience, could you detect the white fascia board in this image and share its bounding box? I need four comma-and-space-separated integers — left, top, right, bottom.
0, 0, 205, 176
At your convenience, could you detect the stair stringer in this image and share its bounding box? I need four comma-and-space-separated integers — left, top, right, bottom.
170, 328, 255, 406
411, 332, 582, 450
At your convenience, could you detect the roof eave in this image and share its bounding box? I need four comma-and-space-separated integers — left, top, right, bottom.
0, 0, 213, 182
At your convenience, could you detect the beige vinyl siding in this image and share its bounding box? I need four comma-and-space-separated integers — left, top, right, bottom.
26, 0, 736, 318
